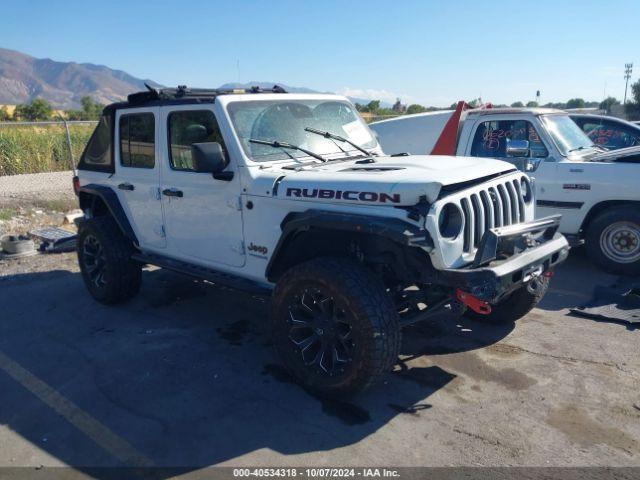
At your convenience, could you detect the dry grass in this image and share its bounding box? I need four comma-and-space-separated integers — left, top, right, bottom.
0, 124, 94, 176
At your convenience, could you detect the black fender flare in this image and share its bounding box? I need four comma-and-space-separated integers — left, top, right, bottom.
78, 184, 139, 245
265, 209, 433, 280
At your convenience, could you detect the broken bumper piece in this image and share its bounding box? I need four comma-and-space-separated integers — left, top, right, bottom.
441, 215, 569, 303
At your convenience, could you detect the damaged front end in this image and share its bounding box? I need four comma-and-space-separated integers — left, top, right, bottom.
438, 214, 569, 304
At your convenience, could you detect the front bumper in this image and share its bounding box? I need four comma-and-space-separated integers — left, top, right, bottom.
439, 215, 569, 303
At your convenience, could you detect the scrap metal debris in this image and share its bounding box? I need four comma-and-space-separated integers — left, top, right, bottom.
30, 226, 77, 253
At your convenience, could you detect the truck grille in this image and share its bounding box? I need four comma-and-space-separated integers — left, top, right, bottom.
459, 178, 526, 253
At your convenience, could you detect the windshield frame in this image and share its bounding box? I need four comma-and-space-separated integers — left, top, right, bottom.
540, 113, 598, 158
224, 97, 378, 164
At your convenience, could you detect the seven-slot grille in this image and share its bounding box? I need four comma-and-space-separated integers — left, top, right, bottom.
460, 177, 527, 253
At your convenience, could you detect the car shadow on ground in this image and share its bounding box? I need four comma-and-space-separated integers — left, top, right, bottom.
0, 267, 516, 477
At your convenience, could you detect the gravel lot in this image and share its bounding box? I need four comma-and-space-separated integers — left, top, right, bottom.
0, 170, 75, 201
0, 245, 638, 471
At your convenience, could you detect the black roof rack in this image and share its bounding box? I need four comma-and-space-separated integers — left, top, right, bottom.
104, 84, 287, 114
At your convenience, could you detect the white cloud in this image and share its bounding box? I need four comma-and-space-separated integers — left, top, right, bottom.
338, 87, 414, 104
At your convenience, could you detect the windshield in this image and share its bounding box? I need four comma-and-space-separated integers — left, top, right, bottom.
227, 99, 376, 162
541, 114, 597, 156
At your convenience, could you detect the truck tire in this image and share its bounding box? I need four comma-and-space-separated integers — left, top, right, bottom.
271, 257, 401, 397
77, 216, 141, 305
585, 206, 640, 276
465, 276, 549, 324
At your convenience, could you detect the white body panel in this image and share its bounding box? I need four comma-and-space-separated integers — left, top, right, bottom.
158, 104, 245, 268
372, 109, 640, 237
113, 106, 166, 250
370, 110, 453, 155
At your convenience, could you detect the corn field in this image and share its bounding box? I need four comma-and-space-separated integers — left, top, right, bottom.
0, 122, 95, 176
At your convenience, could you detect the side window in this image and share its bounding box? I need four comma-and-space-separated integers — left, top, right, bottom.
80, 114, 112, 168
119, 113, 155, 168
470, 120, 548, 158
168, 110, 225, 171
589, 121, 640, 149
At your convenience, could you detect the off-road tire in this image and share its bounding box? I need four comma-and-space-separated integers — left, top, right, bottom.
77, 216, 141, 305
585, 206, 640, 276
271, 257, 401, 397
465, 276, 549, 324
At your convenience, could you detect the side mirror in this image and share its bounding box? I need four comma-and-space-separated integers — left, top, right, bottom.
506, 139, 530, 158
191, 142, 234, 181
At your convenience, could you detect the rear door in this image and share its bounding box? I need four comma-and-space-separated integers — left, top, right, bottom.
158, 105, 245, 268
113, 107, 166, 250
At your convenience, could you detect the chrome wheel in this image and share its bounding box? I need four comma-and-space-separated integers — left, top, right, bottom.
599, 221, 640, 264
287, 288, 354, 377
82, 234, 107, 288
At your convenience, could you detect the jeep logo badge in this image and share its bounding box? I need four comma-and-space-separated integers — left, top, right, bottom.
248, 242, 268, 256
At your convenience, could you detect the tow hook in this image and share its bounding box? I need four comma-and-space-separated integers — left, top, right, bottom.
456, 288, 492, 315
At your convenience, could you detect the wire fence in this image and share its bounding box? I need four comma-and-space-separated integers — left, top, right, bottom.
0, 121, 97, 176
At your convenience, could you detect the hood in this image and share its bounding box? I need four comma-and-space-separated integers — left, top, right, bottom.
271, 155, 516, 205
585, 145, 640, 163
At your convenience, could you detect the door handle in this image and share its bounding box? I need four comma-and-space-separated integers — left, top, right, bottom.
118, 182, 135, 191
162, 188, 184, 198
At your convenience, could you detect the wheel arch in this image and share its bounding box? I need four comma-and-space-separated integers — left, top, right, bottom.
78, 184, 139, 245
265, 210, 434, 285
580, 200, 640, 236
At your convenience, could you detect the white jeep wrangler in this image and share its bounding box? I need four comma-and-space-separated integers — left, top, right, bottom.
74, 86, 569, 395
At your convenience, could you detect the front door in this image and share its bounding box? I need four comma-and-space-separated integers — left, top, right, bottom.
113, 107, 166, 250
158, 105, 245, 268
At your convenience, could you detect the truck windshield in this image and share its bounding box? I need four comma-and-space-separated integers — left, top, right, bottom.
227, 100, 376, 162
541, 115, 597, 156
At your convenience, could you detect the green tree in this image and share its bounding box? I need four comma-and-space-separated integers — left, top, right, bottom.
80, 96, 103, 119
510, 101, 524, 108
526, 101, 539, 107
28, 98, 53, 120
366, 100, 381, 114
565, 98, 585, 109
0, 106, 10, 121
13, 98, 53, 121
624, 80, 640, 120
599, 96, 620, 113
406, 104, 427, 115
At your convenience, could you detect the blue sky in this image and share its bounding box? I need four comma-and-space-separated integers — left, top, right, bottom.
2, 0, 638, 107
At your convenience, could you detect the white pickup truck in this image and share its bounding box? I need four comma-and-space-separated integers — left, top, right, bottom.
371, 105, 640, 275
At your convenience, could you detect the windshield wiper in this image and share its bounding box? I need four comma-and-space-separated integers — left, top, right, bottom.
304, 127, 375, 158
568, 145, 592, 153
249, 139, 326, 162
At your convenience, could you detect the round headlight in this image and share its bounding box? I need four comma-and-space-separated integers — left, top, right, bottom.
439, 203, 463, 239
520, 176, 533, 204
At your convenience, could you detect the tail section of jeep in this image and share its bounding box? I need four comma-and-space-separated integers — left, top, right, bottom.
75, 86, 569, 396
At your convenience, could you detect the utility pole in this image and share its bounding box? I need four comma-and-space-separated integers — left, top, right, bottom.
623, 63, 633, 105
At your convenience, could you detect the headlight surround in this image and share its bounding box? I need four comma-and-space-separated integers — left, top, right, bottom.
520, 176, 533, 204
438, 202, 463, 239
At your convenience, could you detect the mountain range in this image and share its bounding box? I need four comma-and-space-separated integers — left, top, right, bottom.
0, 47, 387, 108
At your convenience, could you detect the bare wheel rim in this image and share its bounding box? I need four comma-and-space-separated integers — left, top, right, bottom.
82, 234, 108, 288
286, 287, 355, 378
599, 221, 640, 264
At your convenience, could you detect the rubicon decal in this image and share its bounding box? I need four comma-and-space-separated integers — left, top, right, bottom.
285, 187, 401, 203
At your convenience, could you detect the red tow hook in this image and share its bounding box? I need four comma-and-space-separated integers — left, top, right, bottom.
543, 270, 554, 278
456, 288, 492, 315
